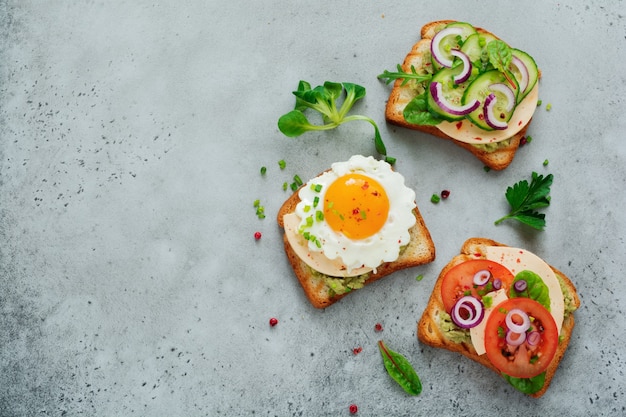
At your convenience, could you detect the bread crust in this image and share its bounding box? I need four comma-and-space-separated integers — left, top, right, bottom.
277, 172, 436, 308
385, 20, 536, 171
417, 237, 580, 398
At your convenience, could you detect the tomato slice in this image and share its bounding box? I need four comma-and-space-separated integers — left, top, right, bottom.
440, 259, 515, 313
484, 298, 558, 378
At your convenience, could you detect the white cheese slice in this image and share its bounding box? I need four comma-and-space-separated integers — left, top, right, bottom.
282, 212, 373, 277
436, 83, 539, 144
470, 289, 509, 355
484, 246, 564, 334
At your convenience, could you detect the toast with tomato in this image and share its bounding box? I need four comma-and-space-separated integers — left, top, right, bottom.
417, 238, 579, 397
382, 20, 541, 170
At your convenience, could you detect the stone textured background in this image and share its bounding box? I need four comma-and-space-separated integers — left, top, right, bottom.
0, 1, 624, 416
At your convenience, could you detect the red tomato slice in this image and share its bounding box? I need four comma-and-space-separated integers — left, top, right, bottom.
440, 259, 515, 313
484, 298, 558, 378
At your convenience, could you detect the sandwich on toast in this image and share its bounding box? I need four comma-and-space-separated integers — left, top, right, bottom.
277, 155, 435, 308
417, 237, 579, 397
381, 20, 540, 170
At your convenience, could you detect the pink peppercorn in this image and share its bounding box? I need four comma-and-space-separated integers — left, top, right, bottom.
349, 404, 358, 414
254, 231, 262, 240
374, 323, 383, 332
441, 190, 450, 199
269, 317, 278, 327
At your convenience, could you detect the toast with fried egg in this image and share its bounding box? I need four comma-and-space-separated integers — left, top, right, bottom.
384, 20, 541, 170
417, 237, 579, 397
277, 156, 435, 308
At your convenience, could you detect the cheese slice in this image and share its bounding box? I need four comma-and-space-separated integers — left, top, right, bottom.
436, 83, 539, 144
470, 289, 509, 355
282, 212, 373, 277
484, 246, 564, 333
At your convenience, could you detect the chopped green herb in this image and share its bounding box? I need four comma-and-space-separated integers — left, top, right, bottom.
316, 210, 324, 221
278, 159, 286, 169
526, 135, 533, 143
483, 166, 492, 172
494, 171, 553, 230
260, 166, 267, 175
497, 326, 506, 338
536, 100, 542, 106
483, 295, 493, 309
282, 182, 288, 191
313, 196, 319, 208
431, 194, 441, 204
543, 159, 549, 166
313, 184, 323, 193
546, 103, 552, 111
253, 199, 260, 208
294, 174, 303, 187
290, 182, 298, 192
415, 274, 424, 282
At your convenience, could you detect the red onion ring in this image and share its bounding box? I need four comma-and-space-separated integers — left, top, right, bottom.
473, 270, 491, 286
511, 55, 529, 94
527, 331, 541, 346
506, 330, 527, 346
430, 82, 480, 116
450, 49, 472, 84
451, 295, 484, 329
483, 93, 508, 130
430, 27, 464, 68
505, 308, 531, 334
492, 278, 502, 290
489, 83, 516, 112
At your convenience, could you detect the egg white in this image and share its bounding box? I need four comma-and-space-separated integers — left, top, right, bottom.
293, 155, 416, 274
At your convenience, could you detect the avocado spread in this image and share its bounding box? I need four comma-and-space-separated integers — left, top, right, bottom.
472, 138, 511, 152
439, 310, 471, 344
557, 274, 578, 317
307, 265, 370, 296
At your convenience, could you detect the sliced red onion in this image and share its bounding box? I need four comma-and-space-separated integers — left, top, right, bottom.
506, 330, 527, 346
493, 278, 502, 290
511, 55, 529, 94
489, 83, 516, 112
483, 93, 508, 130
527, 331, 541, 346
430, 82, 480, 116
451, 295, 484, 329
473, 270, 491, 286
505, 308, 531, 334
514, 279, 528, 292
450, 49, 472, 84
431, 27, 464, 68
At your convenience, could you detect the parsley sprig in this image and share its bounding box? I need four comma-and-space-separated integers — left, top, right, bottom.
495, 172, 553, 230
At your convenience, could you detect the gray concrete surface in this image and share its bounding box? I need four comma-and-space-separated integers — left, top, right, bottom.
1, 1, 625, 416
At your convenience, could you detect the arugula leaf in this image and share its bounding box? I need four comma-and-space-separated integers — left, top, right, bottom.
278, 80, 395, 164
509, 270, 551, 310
377, 64, 432, 86
378, 340, 422, 396
494, 172, 553, 230
503, 372, 546, 395
403, 93, 441, 126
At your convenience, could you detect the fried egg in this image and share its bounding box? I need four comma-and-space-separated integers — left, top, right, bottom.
291, 155, 416, 275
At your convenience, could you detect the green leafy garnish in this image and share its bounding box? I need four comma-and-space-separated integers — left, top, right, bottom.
494, 171, 553, 230
378, 340, 422, 396
503, 372, 546, 395
377, 64, 432, 86
278, 80, 394, 164
403, 93, 441, 126
487, 40, 512, 74
509, 270, 551, 310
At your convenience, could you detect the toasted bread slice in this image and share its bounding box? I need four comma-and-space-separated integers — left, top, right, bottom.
277, 177, 435, 309
417, 237, 580, 397
385, 20, 537, 171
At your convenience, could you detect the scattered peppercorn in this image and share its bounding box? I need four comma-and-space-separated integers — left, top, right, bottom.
374, 323, 383, 332
269, 317, 278, 327
441, 189, 450, 199
430, 194, 440, 204
254, 231, 262, 240
349, 404, 358, 414
353, 347, 363, 355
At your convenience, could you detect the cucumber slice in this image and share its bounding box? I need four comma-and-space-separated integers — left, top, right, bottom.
509, 48, 539, 101
431, 22, 478, 71
460, 33, 498, 73
463, 70, 519, 131
426, 65, 473, 121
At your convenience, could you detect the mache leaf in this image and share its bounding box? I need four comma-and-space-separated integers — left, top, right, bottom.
378, 340, 422, 396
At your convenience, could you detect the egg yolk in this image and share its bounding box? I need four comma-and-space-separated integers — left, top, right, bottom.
323, 173, 390, 240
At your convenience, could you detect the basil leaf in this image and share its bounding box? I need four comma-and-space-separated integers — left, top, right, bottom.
503, 372, 545, 395
378, 340, 422, 396
509, 270, 551, 310
403, 94, 441, 126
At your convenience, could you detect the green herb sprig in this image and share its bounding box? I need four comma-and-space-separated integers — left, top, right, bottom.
377, 64, 432, 86
278, 80, 394, 164
495, 171, 553, 230
378, 340, 422, 396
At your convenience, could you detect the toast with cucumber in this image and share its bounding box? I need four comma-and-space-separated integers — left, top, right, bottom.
381, 21, 540, 170
417, 238, 580, 397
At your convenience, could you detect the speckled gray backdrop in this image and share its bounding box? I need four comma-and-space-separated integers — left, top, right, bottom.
1, 1, 625, 416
